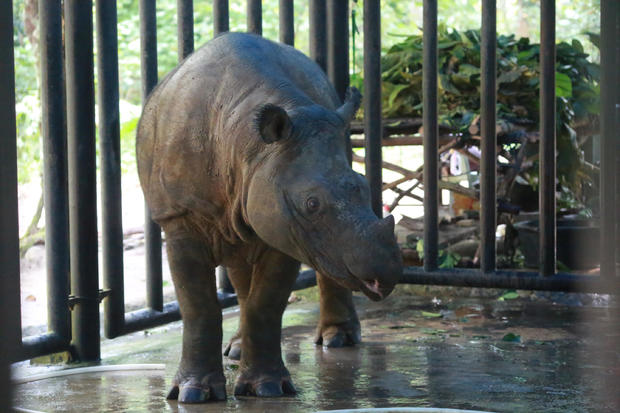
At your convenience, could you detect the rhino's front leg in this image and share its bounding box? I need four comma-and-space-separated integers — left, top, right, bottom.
223, 263, 252, 360
163, 223, 226, 403
234, 249, 300, 397
314, 272, 361, 347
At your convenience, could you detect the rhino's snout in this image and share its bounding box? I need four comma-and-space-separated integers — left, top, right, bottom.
344, 215, 402, 302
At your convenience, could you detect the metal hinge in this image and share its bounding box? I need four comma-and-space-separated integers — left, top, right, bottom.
68, 289, 112, 310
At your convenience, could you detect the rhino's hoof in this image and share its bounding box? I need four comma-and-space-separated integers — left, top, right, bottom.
167, 372, 227, 403
223, 342, 242, 360
223, 334, 242, 360
233, 371, 296, 397
315, 323, 362, 348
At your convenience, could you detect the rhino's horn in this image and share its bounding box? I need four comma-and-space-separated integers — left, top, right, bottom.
336, 87, 362, 123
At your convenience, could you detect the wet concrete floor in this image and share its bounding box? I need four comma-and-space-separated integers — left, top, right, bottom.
12, 286, 620, 412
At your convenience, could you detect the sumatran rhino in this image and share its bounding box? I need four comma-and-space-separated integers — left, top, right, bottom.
137, 32, 403, 403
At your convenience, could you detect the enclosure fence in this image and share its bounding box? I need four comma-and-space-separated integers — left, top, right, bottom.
0, 0, 617, 374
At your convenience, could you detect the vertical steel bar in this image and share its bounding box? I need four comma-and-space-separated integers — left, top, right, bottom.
65, 0, 100, 361
309, 0, 327, 71
423, 0, 438, 271
96, 0, 125, 339
279, 0, 294, 46
326, 0, 349, 101
600, 0, 618, 280
41, 0, 71, 343
214, 0, 230, 35
140, 0, 164, 312
247, 0, 262, 35
178, 0, 194, 60
480, 0, 496, 273
363, 0, 382, 218
539, 0, 556, 276
327, 0, 351, 163
0, 0, 21, 403
213, 0, 232, 294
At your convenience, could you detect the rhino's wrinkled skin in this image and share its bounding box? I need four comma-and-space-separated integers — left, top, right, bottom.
137, 32, 403, 403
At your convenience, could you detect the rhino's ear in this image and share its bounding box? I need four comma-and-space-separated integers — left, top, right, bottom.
336, 87, 362, 123
255, 104, 293, 144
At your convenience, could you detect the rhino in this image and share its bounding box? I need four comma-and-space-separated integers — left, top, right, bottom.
137, 32, 402, 403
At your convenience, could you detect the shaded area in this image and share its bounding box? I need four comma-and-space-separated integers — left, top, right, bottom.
13, 287, 618, 412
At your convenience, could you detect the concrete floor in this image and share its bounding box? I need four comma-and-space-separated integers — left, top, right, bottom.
12, 286, 620, 413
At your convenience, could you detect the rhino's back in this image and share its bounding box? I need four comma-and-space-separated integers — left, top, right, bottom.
137, 32, 338, 226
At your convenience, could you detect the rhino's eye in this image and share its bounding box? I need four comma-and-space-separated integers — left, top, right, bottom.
305, 197, 320, 213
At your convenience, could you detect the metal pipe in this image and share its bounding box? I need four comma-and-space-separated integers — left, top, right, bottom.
600, 0, 618, 281
279, 0, 294, 46
65, 0, 100, 362
140, 0, 164, 312
96, 0, 125, 339
177, 0, 194, 60
18, 333, 69, 362
326, 0, 349, 101
213, 0, 229, 35
0, 0, 21, 404
480, 0, 496, 273
309, 0, 327, 71
40, 0, 71, 344
247, 0, 262, 35
422, 0, 438, 271
363, 0, 382, 218
326, 0, 351, 163
539, 0, 556, 276
401, 267, 609, 293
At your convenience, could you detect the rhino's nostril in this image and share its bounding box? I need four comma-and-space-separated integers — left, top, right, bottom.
363, 279, 382, 297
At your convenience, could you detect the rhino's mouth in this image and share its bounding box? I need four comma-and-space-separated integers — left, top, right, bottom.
283, 190, 389, 300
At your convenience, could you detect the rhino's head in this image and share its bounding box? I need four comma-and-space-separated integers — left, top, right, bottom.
246, 88, 402, 301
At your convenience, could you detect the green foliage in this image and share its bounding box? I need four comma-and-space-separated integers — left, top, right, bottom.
377, 26, 599, 197
416, 239, 461, 269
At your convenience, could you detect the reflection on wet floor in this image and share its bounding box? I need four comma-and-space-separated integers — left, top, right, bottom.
13, 287, 619, 412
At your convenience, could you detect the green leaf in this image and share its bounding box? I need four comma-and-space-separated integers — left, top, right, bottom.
498, 290, 519, 301
421, 311, 442, 318
386, 83, 410, 109
555, 71, 573, 98
502, 333, 521, 342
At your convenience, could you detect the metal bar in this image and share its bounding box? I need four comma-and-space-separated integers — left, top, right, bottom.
140, 0, 164, 312
0, 0, 20, 404
309, 0, 327, 71
18, 333, 68, 362
216, 266, 235, 294
326, 0, 349, 101
422, 0, 438, 271
96, 0, 125, 339
41, 0, 71, 345
401, 267, 609, 293
214, 0, 233, 295
326, 0, 351, 163
213, 0, 230, 35
65, 0, 100, 362
247, 0, 262, 35
279, 0, 294, 46
539, 0, 556, 276
177, 0, 194, 60
480, 0, 496, 273
123, 270, 318, 334
600, 0, 618, 281
363, 0, 382, 218
123, 302, 181, 335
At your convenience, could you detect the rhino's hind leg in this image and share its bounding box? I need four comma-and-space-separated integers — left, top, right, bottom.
223, 263, 252, 360
314, 272, 361, 347
162, 221, 226, 403
234, 249, 300, 397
